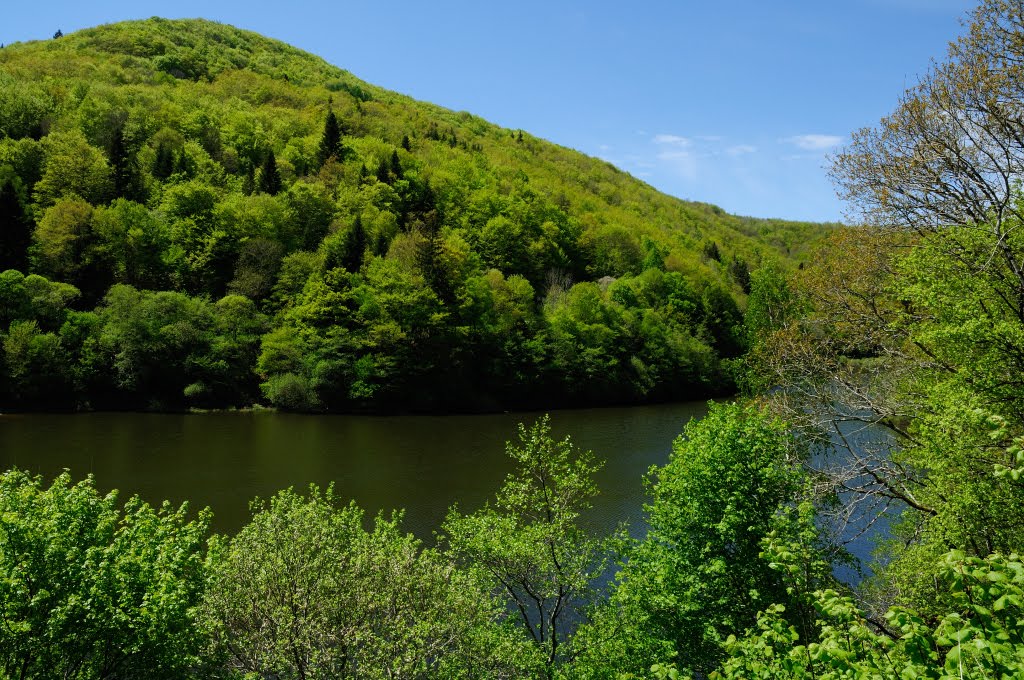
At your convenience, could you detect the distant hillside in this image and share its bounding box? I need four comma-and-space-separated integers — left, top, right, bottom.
0, 18, 832, 412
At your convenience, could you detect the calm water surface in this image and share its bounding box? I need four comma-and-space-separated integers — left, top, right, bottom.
0, 402, 709, 537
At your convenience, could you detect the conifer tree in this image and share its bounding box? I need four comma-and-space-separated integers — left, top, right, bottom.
174, 150, 190, 177
242, 161, 255, 195
0, 171, 30, 272
316, 110, 343, 168
389, 150, 402, 180
259, 150, 282, 196
375, 157, 390, 184
152, 141, 175, 180
110, 121, 139, 200
341, 215, 366, 272
401, 134, 411, 151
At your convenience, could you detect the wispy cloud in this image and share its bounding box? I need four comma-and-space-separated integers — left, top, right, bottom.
784, 134, 843, 151
726, 144, 757, 156
650, 133, 761, 181
653, 134, 692, 147
653, 134, 697, 179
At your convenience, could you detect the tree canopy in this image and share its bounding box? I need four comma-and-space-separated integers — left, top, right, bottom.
0, 17, 827, 413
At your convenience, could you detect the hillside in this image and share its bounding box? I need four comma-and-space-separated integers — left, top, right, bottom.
0, 18, 831, 411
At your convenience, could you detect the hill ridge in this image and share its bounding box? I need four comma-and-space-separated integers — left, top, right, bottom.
0, 17, 830, 412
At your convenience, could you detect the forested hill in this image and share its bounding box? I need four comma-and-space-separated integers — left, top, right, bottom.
0, 18, 830, 412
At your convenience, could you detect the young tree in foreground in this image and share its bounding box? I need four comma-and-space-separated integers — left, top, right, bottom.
575, 403, 810, 678
443, 415, 610, 677
206, 485, 532, 679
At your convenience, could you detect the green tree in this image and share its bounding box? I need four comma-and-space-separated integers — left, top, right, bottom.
727, 254, 751, 293
744, 262, 798, 346
0, 73, 53, 140
205, 485, 530, 679
152, 140, 175, 180
713, 548, 1024, 680
33, 130, 112, 207
323, 215, 366, 273
375, 156, 391, 184
94, 285, 217, 408
315, 109, 343, 168
443, 415, 610, 676
91, 199, 172, 290
606, 403, 806, 677
0, 167, 30, 272
31, 194, 113, 299
389, 149, 403, 180
108, 119, 140, 201
258, 149, 282, 196
1, 319, 76, 407
0, 469, 210, 679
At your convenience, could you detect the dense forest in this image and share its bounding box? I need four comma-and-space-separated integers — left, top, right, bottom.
0, 17, 826, 413
5, 1, 1024, 678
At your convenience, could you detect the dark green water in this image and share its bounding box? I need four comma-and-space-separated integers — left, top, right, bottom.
0, 402, 709, 537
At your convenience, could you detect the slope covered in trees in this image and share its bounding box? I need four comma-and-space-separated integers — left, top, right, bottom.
0, 18, 828, 412
4, 3, 1024, 678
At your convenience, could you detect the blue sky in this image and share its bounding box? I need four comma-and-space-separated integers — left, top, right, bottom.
2, 1, 974, 222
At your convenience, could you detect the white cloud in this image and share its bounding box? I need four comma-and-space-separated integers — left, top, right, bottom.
653, 134, 692, 147
784, 134, 843, 151
656, 148, 698, 180
726, 144, 757, 156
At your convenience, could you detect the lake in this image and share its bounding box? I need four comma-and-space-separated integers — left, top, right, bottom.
0, 402, 711, 538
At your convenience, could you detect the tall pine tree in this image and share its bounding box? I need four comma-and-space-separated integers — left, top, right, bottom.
152, 141, 175, 180
0, 170, 30, 272
110, 120, 140, 200
342, 215, 366, 273
389, 150, 403, 180
375, 157, 391, 184
259, 150, 282, 196
316, 110, 343, 169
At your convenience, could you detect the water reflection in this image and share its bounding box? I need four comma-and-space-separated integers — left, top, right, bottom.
0, 402, 710, 538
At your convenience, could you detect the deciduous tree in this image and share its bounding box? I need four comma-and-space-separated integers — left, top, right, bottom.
443, 415, 610, 676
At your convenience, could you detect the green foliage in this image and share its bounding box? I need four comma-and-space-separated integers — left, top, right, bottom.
0, 17, 827, 412
713, 550, 1024, 680
258, 148, 281, 196
590, 403, 806, 677
743, 262, 797, 343
443, 415, 609, 674
0, 166, 30, 272
0, 469, 210, 678
206, 485, 532, 678
316, 109, 343, 168
33, 130, 112, 207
